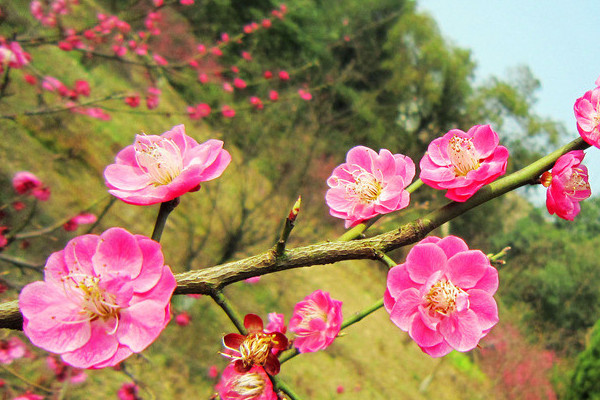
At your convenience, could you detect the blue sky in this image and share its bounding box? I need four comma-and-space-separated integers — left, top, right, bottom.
418, 0, 600, 192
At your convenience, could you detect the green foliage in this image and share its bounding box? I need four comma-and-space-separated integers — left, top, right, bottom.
565, 319, 600, 400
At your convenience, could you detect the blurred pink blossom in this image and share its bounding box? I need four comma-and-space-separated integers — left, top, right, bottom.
216, 364, 277, 400
46, 356, 87, 383
278, 70, 289, 80
12, 172, 50, 201
233, 78, 247, 89
19, 227, 177, 368
265, 313, 286, 335
541, 150, 591, 220
146, 87, 161, 110
268, 90, 278, 101
63, 213, 97, 231
221, 105, 235, 118
0, 337, 26, 364
419, 125, 509, 202
104, 125, 231, 205
288, 290, 342, 353
187, 103, 211, 119
298, 89, 312, 101
574, 84, 600, 148
208, 364, 219, 378
384, 235, 499, 357
325, 146, 415, 228
118, 382, 141, 400
125, 94, 140, 108
12, 392, 44, 400
175, 311, 191, 326
0, 42, 30, 71
244, 276, 261, 284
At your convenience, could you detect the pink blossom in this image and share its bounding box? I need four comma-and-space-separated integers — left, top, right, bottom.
12, 172, 42, 195
0, 42, 30, 70
70, 106, 111, 121
268, 90, 278, 101
241, 51, 252, 61
32, 186, 51, 201
152, 53, 168, 66
175, 311, 191, 326
216, 364, 277, 400
19, 227, 177, 369
221, 105, 235, 118
288, 290, 343, 353
42, 76, 68, 96
261, 19, 272, 29
384, 235, 499, 357
541, 150, 591, 221
104, 125, 231, 206
146, 87, 161, 110
419, 125, 509, 202
298, 89, 312, 101
0, 337, 27, 364
574, 85, 600, 148
46, 356, 87, 383
63, 213, 97, 231
180, 0, 194, 5
249, 96, 263, 110
23, 74, 37, 85
74, 80, 90, 97
325, 146, 415, 228
12, 392, 44, 400
187, 103, 211, 119
263, 70, 273, 79
0, 226, 8, 248
223, 82, 234, 93
125, 94, 140, 108
336, 385, 345, 394
198, 72, 209, 84
278, 70, 289, 80
12, 201, 26, 211
244, 276, 261, 284
211, 47, 223, 57
208, 364, 219, 379
233, 78, 247, 89
265, 313, 286, 335
118, 382, 141, 400
153, 0, 163, 6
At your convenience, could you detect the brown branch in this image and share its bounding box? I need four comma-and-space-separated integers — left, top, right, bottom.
0, 137, 589, 330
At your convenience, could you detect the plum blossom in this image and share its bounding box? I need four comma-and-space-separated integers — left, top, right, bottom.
288, 290, 343, 353
104, 125, 231, 205
12, 171, 51, 201
222, 105, 235, 118
174, 311, 191, 326
541, 150, 591, 221
63, 213, 97, 231
12, 392, 44, 400
265, 313, 286, 335
419, 125, 509, 202
325, 146, 415, 228
216, 364, 278, 400
19, 227, 177, 369
0, 337, 27, 364
574, 84, 600, 148
0, 42, 30, 71
118, 382, 141, 400
222, 314, 288, 375
208, 364, 219, 379
46, 356, 87, 383
384, 235, 499, 357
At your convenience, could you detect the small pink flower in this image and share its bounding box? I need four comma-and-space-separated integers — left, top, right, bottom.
249, 96, 263, 110
288, 290, 343, 353
241, 51, 252, 61
222, 314, 288, 375
233, 78, 247, 89
384, 235, 499, 357
298, 89, 312, 101
0, 337, 27, 364
336, 385, 345, 394
574, 85, 600, 148
278, 70, 289, 80
221, 105, 235, 118
12, 172, 42, 195
419, 125, 509, 202
244, 276, 261, 284
187, 103, 211, 119
125, 94, 140, 108
216, 364, 277, 400
19, 227, 177, 369
197, 72, 209, 84
146, 87, 161, 110
118, 382, 140, 400
180, 0, 194, 5
208, 364, 219, 379
262, 19, 272, 29
104, 125, 231, 206
263, 70, 273, 79
541, 150, 591, 220
223, 82, 234, 93
152, 53, 168, 66
0, 226, 8, 248
0, 42, 30, 70
63, 213, 97, 232
268, 90, 278, 101
46, 356, 87, 383
74, 80, 90, 97
175, 311, 191, 326
12, 392, 44, 400
265, 313, 286, 335
325, 146, 415, 228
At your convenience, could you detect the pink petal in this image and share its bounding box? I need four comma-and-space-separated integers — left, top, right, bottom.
130, 236, 164, 292
89, 345, 133, 369
61, 322, 119, 369
62, 234, 100, 278
467, 289, 499, 331
387, 265, 420, 299
421, 341, 453, 357
446, 250, 489, 289
116, 300, 168, 352
438, 310, 482, 352
409, 315, 444, 348
405, 243, 447, 284
389, 288, 421, 331
346, 146, 377, 170
434, 236, 469, 259
104, 164, 149, 190
92, 228, 142, 278
474, 266, 499, 294
470, 125, 498, 158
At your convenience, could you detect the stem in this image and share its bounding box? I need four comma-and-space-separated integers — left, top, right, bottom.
210, 291, 247, 335
341, 298, 384, 330
86, 197, 117, 234
151, 198, 179, 242
275, 196, 302, 257
271, 375, 303, 400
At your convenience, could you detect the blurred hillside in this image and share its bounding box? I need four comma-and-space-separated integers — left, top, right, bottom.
0, 0, 596, 399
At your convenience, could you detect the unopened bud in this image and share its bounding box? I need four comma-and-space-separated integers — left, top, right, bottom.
288, 195, 301, 222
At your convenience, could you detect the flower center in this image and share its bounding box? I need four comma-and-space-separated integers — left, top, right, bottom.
447, 136, 480, 177
76, 277, 120, 323
345, 169, 382, 204
424, 279, 466, 316
134, 136, 183, 186
232, 372, 266, 399
239, 332, 280, 369
565, 168, 591, 199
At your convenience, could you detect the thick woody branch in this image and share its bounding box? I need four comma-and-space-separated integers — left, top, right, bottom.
0, 137, 589, 330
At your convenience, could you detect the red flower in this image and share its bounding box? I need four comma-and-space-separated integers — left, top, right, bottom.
222, 314, 288, 375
